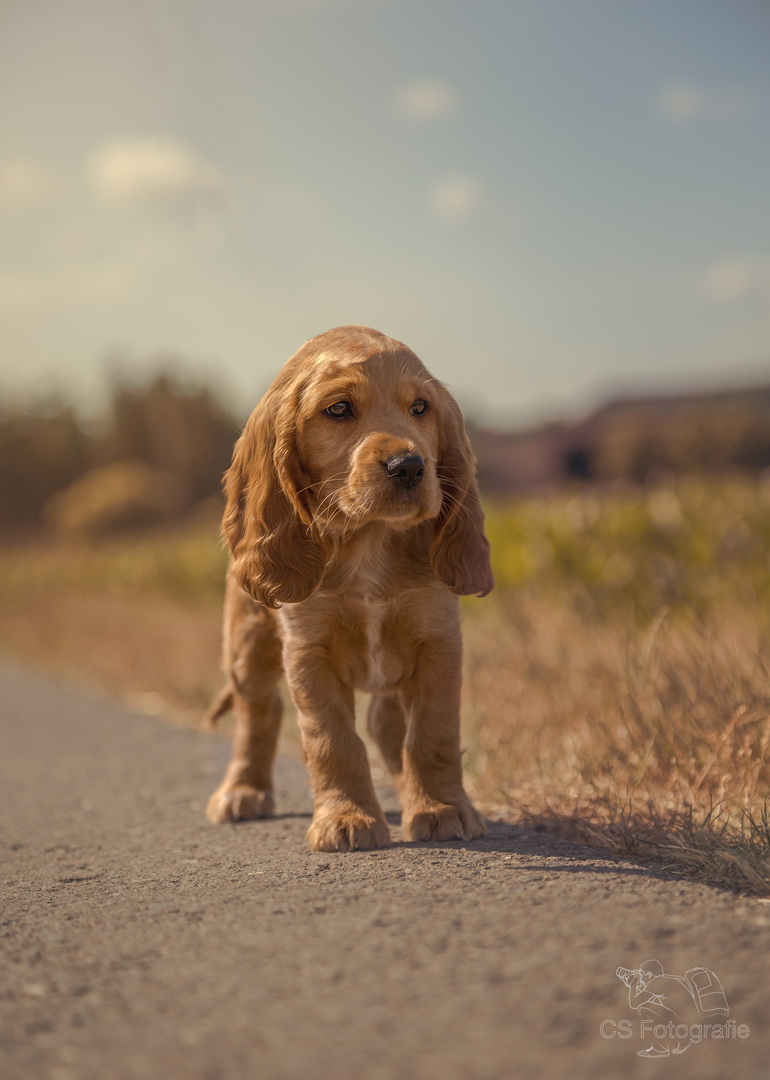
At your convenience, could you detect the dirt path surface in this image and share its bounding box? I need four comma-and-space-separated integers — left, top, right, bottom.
1, 661, 769, 1080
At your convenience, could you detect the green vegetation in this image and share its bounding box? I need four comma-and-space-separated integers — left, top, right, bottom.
484, 474, 770, 621
7, 471, 769, 615
0, 521, 228, 606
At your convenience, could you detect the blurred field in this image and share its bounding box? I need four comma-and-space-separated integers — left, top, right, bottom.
1, 473, 769, 893
0, 518, 228, 715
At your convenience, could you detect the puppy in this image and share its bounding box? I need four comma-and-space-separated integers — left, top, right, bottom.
206, 325, 493, 851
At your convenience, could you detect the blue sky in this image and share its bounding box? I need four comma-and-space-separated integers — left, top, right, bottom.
0, 0, 768, 425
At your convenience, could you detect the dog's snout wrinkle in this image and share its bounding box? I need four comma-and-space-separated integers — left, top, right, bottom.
385, 453, 425, 491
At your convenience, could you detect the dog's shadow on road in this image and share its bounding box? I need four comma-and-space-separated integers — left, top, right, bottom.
373, 812, 686, 884
257, 808, 678, 884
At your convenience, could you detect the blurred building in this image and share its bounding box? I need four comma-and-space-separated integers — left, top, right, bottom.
473, 383, 770, 496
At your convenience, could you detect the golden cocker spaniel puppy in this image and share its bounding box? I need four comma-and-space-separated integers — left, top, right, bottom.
206, 325, 494, 852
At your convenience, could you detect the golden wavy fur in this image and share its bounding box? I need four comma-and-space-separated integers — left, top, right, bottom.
206, 325, 493, 851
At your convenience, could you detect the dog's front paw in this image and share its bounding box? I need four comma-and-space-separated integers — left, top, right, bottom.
206, 784, 274, 824
307, 809, 391, 852
404, 800, 487, 843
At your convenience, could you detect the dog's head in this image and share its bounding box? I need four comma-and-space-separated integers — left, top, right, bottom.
223, 325, 494, 607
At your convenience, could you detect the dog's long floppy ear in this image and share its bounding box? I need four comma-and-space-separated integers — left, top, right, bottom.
430, 390, 494, 598
222, 376, 325, 608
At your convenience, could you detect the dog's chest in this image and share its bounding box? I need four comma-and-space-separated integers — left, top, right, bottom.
343, 561, 406, 691
352, 596, 399, 691
282, 530, 439, 693
329, 544, 418, 691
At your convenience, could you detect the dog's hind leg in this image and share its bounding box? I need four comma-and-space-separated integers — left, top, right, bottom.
366, 693, 406, 787
206, 572, 284, 824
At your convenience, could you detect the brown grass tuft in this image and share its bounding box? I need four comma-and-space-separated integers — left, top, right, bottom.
461, 591, 770, 893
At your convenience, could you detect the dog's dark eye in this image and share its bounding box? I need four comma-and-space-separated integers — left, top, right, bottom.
325, 401, 352, 418
410, 400, 427, 416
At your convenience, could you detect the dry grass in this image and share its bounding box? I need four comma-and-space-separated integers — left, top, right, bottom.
458, 473, 770, 893
1, 476, 769, 893
0, 523, 228, 720
0, 589, 224, 719
461, 593, 770, 893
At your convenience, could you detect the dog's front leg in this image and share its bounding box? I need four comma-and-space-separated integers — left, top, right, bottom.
284, 645, 391, 852
399, 633, 486, 843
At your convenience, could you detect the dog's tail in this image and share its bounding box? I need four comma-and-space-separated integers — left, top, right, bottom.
205, 683, 235, 728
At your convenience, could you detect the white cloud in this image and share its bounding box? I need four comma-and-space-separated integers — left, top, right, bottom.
89, 138, 226, 209
392, 79, 459, 122
701, 255, 770, 304
657, 82, 756, 123
0, 158, 59, 209
429, 175, 484, 222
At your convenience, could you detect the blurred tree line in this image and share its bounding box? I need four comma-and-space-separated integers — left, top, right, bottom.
2, 370, 769, 541
0, 375, 240, 539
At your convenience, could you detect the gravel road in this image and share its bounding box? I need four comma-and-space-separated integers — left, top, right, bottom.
1, 660, 769, 1080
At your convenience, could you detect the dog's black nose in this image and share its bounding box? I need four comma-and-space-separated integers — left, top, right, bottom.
385, 453, 425, 490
